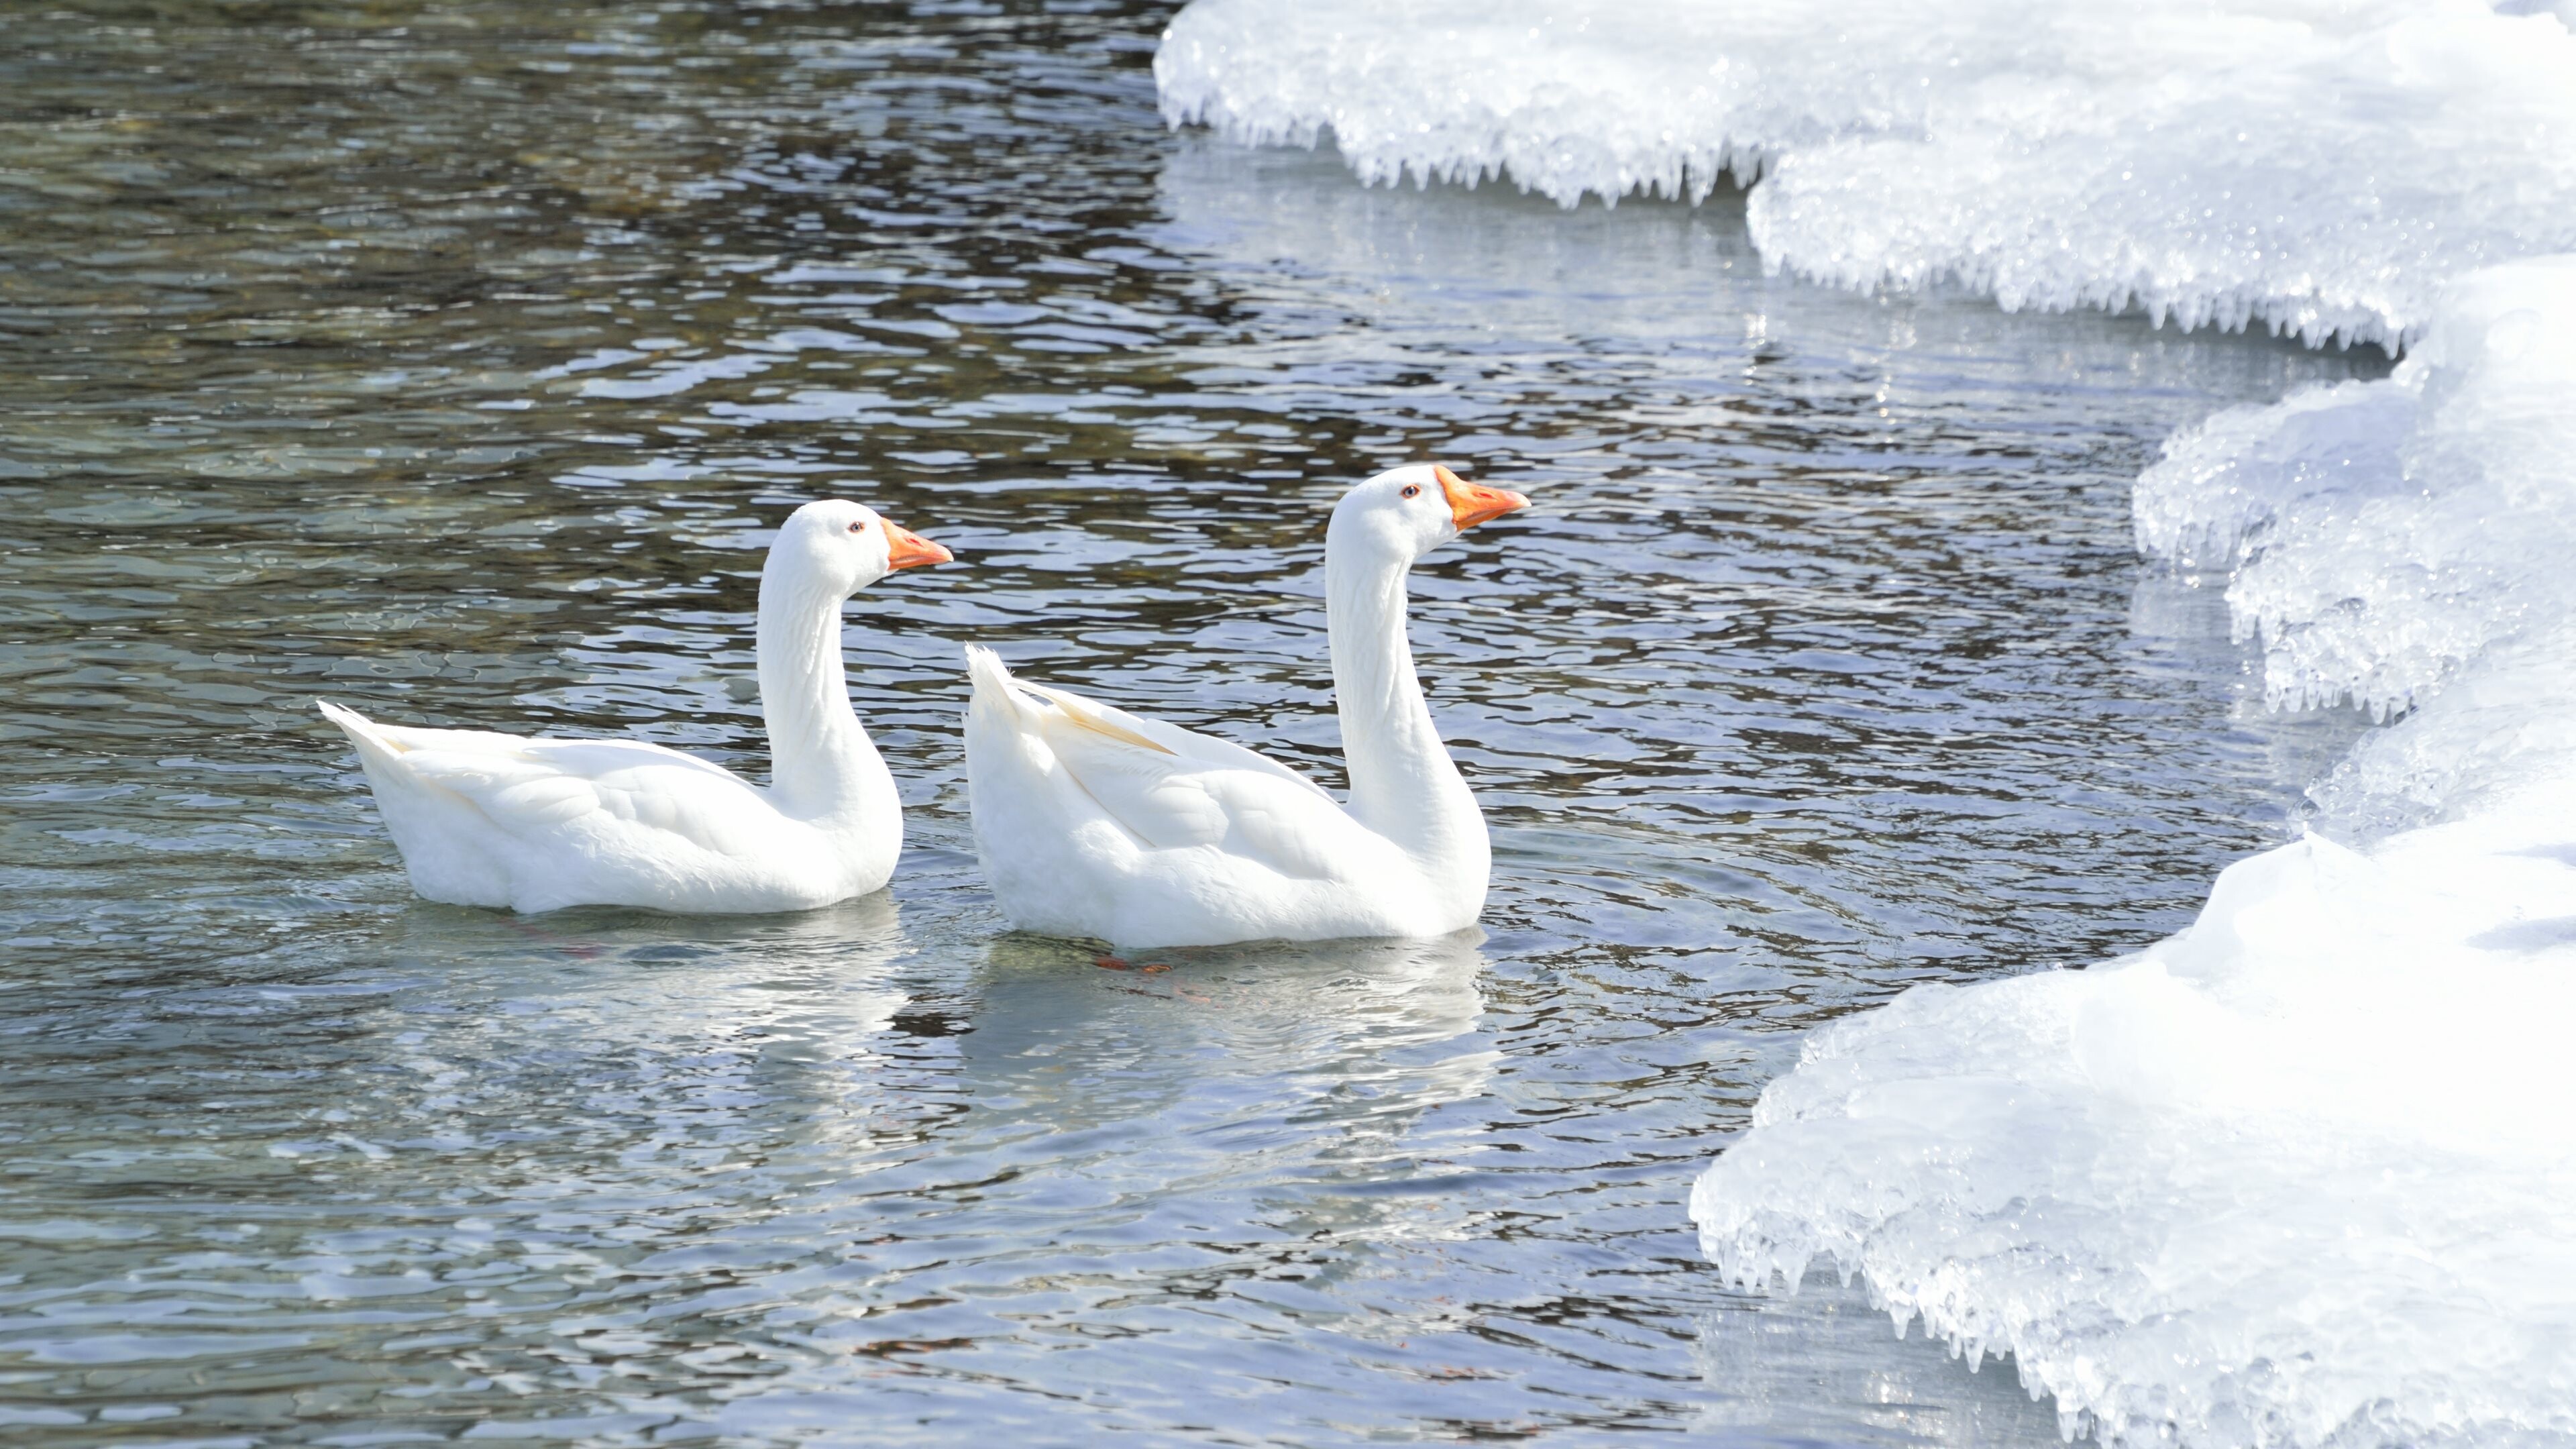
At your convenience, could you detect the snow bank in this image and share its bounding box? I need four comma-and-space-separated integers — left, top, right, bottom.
1692, 830, 2576, 1449
1692, 261, 2576, 1448
2137, 258, 2576, 720
1155, 0, 2576, 348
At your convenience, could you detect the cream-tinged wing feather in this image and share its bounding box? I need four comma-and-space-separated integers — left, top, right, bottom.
963, 647, 1363, 882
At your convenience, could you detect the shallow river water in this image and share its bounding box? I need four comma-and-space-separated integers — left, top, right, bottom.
0, 3, 2390, 1444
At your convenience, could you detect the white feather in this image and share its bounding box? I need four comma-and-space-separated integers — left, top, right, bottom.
961, 465, 1523, 947
319, 499, 936, 914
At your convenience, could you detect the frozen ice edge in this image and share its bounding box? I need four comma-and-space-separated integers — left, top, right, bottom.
1154, 6, 2576, 1447
1157, 0, 2576, 353
1725, 257, 2576, 1447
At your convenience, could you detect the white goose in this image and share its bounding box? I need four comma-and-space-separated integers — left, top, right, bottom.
319, 500, 951, 914
963, 464, 1528, 947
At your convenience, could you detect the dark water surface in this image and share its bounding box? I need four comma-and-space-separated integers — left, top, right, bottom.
1, 3, 2385, 1444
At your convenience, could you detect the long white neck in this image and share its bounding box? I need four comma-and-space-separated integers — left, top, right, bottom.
1327, 533, 1490, 902
755, 563, 898, 845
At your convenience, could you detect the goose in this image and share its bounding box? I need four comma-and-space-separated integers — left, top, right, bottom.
963, 464, 1528, 947
319, 500, 951, 914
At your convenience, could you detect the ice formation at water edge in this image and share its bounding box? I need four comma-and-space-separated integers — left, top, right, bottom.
1693, 256, 2576, 1449
1158, 0, 2576, 348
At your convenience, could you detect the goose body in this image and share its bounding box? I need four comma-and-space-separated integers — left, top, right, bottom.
321, 500, 950, 914
963, 465, 1528, 947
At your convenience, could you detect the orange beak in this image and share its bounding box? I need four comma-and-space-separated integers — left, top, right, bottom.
1434, 464, 1529, 531
880, 517, 953, 571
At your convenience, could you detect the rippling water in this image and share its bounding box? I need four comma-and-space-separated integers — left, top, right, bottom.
0, 3, 2390, 1442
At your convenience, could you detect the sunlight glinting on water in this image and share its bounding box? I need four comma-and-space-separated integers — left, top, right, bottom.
0, 1, 2384, 1441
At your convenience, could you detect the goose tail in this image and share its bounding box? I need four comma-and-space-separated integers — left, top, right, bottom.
315, 698, 412, 763
961, 646, 1177, 757
963, 643, 1031, 722
317, 697, 378, 742
963, 641, 1012, 695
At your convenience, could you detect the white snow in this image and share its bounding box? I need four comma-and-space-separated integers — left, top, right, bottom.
1156, 0, 2576, 349
1693, 258, 2576, 1448
1153, 9, 2576, 1446
1690, 826, 2576, 1448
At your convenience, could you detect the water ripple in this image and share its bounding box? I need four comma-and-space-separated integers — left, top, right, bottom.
0, 0, 2382, 1442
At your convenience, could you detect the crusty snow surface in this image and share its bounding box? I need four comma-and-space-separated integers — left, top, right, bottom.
1696, 259, 2576, 1449
1158, 0, 2576, 351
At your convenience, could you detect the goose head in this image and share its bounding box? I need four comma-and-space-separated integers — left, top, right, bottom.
1328, 464, 1529, 564
772, 498, 953, 596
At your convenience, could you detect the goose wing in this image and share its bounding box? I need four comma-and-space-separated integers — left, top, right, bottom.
317, 700, 780, 859
963, 647, 1365, 882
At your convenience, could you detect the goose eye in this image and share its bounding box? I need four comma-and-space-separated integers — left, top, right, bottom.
1400, 484, 1421, 499
848, 521, 864, 533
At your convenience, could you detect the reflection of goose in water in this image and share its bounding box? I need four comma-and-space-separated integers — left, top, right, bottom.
68, 898, 923, 1401
947, 932, 1498, 1245
350, 894, 918, 1175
